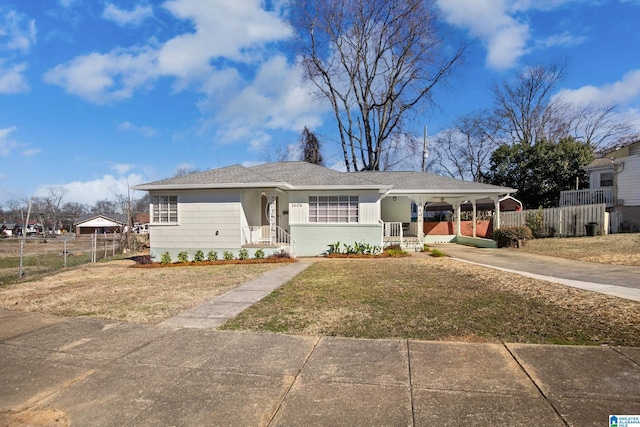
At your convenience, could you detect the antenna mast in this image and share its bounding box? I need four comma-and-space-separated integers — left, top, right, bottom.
422, 125, 429, 172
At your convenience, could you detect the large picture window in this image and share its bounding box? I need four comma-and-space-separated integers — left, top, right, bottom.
151, 195, 178, 223
309, 196, 358, 223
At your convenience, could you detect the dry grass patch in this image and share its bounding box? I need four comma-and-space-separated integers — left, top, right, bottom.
0, 259, 280, 324
520, 233, 640, 266
223, 255, 640, 346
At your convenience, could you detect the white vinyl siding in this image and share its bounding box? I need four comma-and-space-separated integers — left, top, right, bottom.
149, 190, 243, 255
151, 195, 177, 223
309, 195, 359, 223
617, 156, 640, 206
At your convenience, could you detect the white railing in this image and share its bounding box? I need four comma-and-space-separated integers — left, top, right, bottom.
383, 222, 403, 246
242, 225, 292, 247
559, 188, 614, 207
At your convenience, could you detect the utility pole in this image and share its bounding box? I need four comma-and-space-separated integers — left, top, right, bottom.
421, 125, 429, 173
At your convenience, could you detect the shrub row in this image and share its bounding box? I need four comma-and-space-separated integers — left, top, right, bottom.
159, 248, 288, 265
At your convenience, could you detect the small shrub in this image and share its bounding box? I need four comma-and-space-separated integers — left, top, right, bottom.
177, 251, 189, 263
238, 248, 249, 260
267, 249, 291, 259
525, 206, 545, 238
207, 250, 218, 261
193, 250, 205, 262
327, 241, 341, 254
430, 248, 446, 257
253, 249, 265, 259
493, 226, 533, 248
160, 252, 172, 265
133, 255, 152, 264
383, 243, 407, 257
223, 251, 234, 261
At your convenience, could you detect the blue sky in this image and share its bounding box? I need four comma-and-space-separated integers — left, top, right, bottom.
1, 0, 639, 207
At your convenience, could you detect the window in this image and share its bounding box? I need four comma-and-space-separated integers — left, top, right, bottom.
309, 196, 358, 223
600, 172, 614, 187
151, 195, 178, 223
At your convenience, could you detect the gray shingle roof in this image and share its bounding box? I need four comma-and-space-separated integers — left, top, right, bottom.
134, 162, 515, 194
358, 171, 514, 192
249, 162, 380, 186
585, 158, 614, 170
136, 165, 272, 187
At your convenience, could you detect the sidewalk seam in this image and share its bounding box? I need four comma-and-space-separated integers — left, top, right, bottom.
502, 343, 570, 427
266, 336, 321, 426
406, 340, 416, 427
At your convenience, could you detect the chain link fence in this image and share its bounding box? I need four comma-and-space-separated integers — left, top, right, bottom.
0, 233, 135, 286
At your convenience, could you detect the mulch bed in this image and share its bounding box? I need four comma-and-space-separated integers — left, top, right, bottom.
130, 256, 296, 268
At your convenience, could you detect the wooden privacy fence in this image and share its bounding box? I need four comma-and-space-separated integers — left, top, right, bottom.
500, 204, 609, 237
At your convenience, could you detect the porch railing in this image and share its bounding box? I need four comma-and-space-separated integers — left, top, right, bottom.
559, 188, 614, 207
242, 225, 293, 247
383, 222, 403, 246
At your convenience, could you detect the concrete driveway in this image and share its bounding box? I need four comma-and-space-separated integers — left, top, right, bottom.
431, 244, 640, 302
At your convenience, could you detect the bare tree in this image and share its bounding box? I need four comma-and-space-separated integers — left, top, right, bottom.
492, 61, 635, 149
42, 186, 67, 234
294, 0, 464, 171
492, 62, 566, 146
300, 127, 324, 165
432, 112, 500, 182
564, 103, 636, 150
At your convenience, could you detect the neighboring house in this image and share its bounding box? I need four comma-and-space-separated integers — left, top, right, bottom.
74, 214, 127, 236
560, 140, 640, 231
133, 162, 515, 260
1, 222, 19, 237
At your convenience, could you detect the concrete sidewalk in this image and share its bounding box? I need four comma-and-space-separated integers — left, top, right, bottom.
431, 243, 640, 302
2, 309, 640, 426
159, 261, 315, 329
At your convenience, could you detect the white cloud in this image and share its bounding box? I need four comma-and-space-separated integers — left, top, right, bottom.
436, 0, 582, 69
21, 148, 40, 157
43, 47, 158, 104
0, 61, 29, 93
537, 30, 586, 49
117, 121, 157, 137
554, 69, 640, 107
209, 56, 325, 144
0, 8, 36, 52
35, 174, 144, 206
112, 163, 135, 175
102, 3, 153, 27
157, 0, 292, 80
45, 0, 293, 101
44, 0, 324, 151
0, 126, 40, 157
0, 126, 17, 156
437, 0, 530, 69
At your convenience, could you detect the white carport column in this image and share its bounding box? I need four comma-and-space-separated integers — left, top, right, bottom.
493, 197, 501, 230
411, 197, 428, 246
454, 201, 461, 236
472, 200, 477, 238
267, 195, 277, 244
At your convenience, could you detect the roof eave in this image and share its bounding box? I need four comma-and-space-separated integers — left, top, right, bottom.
132, 182, 288, 191
387, 188, 516, 195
